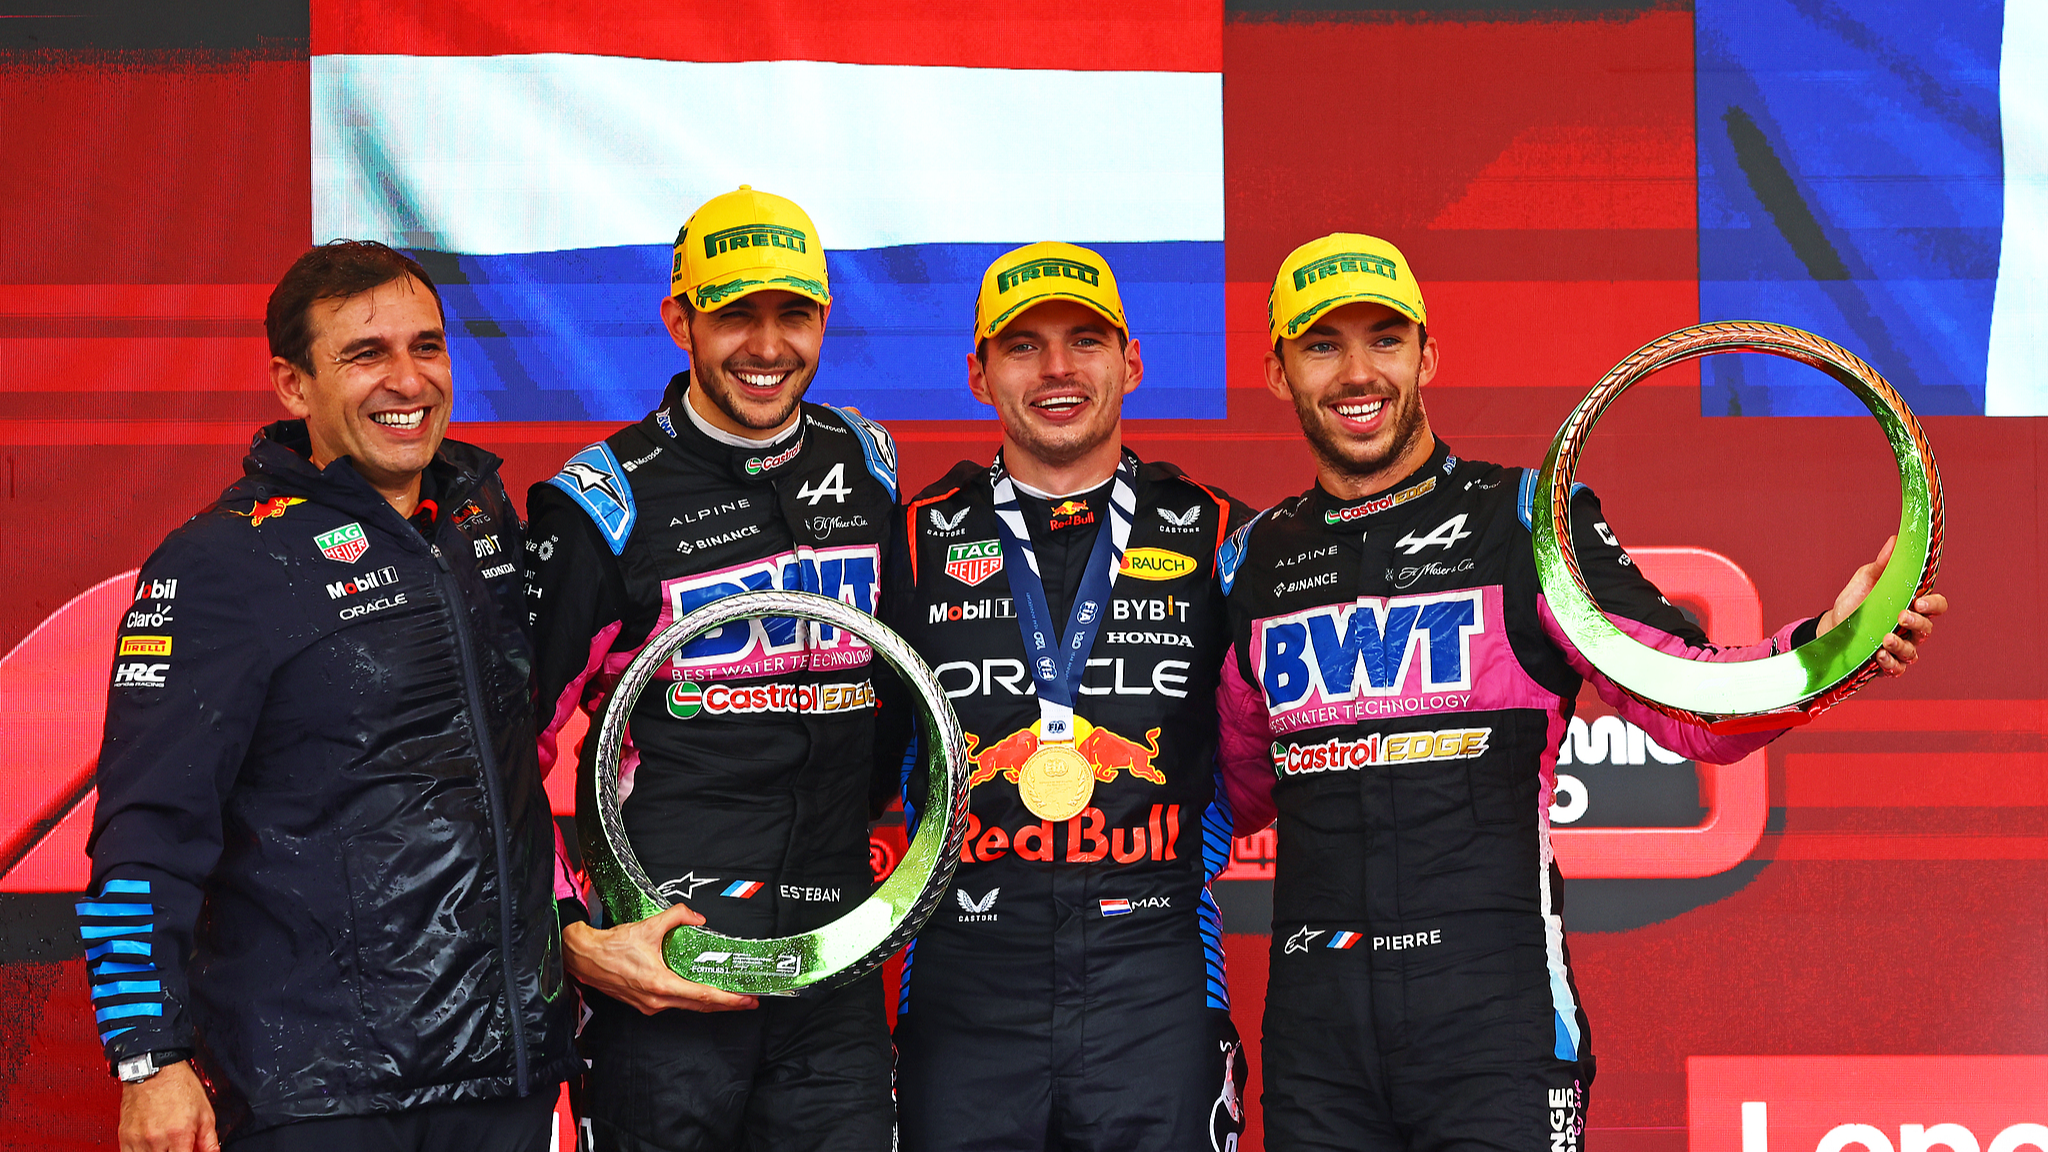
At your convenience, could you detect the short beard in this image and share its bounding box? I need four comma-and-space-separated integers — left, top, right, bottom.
1290, 383, 1429, 483
696, 360, 812, 432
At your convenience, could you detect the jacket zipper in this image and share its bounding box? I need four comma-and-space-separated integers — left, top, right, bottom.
429, 535, 533, 1094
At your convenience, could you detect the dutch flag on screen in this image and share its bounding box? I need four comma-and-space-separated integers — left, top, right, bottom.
1695, 0, 2046, 416
309, 1, 1223, 424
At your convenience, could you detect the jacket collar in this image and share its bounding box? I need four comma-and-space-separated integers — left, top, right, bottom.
243, 419, 497, 531
1313, 439, 1456, 529
646, 374, 809, 485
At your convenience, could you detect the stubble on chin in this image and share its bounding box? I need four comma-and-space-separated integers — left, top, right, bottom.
1292, 390, 1425, 483
699, 365, 809, 431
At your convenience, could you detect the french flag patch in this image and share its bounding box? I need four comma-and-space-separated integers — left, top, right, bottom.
721, 881, 765, 899
1327, 931, 1363, 949
1099, 899, 1132, 917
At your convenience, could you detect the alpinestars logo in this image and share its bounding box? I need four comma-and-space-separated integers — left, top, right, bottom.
658, 872, 719, 900
1284, 927, 1324, 954
956, 887, 999, 922
929, 506, 969, 535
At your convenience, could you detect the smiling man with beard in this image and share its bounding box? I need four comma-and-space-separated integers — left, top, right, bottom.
525, 187, 900, 1152
1216, 233, 1947, 1151
881, 243, 1253, 1152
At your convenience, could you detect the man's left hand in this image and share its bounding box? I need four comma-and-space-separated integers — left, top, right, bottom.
1816, 535, 1948, 676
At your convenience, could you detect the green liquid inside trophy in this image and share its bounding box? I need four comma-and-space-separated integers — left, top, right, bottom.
1533, 321, 1944, 733
580, 590, 969, 995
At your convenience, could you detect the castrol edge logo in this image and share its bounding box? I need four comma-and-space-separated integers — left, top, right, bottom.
1689, 1057, 2048, 1152
1271, 727, 1490, 776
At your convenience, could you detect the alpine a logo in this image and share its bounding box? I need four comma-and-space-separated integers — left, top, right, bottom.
1253, 589, 1484, 727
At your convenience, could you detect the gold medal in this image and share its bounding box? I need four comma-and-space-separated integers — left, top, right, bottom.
1018, 743, 1095, 822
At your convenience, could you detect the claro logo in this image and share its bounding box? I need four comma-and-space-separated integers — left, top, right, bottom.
1690, 1057, 2048, 1152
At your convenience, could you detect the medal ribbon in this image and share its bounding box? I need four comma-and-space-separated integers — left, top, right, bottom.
989, 450, 1139, 744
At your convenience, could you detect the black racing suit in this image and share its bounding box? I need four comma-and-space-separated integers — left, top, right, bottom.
82, 420, 574, 1141
1216, 441, 1810, 1152
883, 453, 1252, 1152
525, 382, 899, 1152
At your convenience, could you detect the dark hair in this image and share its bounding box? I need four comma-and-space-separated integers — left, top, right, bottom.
266, 240, 443, 374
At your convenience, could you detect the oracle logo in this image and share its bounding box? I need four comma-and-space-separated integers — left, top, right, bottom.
1691, 1058, 2048, 1152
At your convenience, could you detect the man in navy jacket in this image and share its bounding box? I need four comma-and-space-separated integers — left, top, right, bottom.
82, 242, 574, 1151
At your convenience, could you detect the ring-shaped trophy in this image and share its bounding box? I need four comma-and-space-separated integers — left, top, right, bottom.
1532, 321, 1943, 735
581, 590, 969, 995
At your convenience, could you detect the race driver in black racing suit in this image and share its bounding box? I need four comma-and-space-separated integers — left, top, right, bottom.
883, 243, 1253, 1152
1216, 233, 1946, 1152
525, 187, 900, 1152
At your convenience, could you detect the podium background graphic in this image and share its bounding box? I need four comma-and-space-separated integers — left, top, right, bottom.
2, 2, 2042, 1148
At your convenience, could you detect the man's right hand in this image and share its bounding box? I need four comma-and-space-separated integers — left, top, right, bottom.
119, 1061, 218, 1152
563, 901, 760, 1015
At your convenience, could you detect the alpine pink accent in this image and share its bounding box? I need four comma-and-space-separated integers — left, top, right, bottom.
539, 620, 623, 777
1216, 647, 1278, 836
1535, 596, 1802, 765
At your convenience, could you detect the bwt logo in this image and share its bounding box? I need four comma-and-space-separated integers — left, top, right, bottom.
1690, 1057, 2048, 1152
663, 545, 879, 670
1253, 589, 1483, 709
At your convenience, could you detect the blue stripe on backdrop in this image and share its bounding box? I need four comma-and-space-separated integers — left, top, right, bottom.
423, 241, 1224, 423
1696, 0, 2004, 416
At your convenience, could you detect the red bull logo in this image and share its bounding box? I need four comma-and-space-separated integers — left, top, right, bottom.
232, 495, 304, 525
1048, 499, 1096, 531
963, 718, 1165, 787
959, 804, 1182, 864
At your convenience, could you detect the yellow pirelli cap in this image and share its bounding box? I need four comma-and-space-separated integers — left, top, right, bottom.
974, 241, 1127, 342
1268, 233, 1426, 345
671, 186, 831, 311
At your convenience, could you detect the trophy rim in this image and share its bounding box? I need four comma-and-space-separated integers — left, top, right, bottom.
581, 588, 969, 995
1531, 320, 1943, 729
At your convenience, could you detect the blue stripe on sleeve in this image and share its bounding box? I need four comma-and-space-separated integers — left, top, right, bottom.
85, 939, 151, 960
100, 879, 152, 895
91, 961, 158, 977
75, 902, 154, 918
79, 924, 150, 941
91, 979, 164, 999
95, 1003, 164, 1023
100, 1026, 136, 1043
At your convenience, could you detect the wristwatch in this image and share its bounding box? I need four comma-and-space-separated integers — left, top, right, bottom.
114, 1049, 191, 1083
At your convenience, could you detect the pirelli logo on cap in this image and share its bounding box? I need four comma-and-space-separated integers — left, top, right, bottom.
997, 257, 1100, 294
702, 223, 808, 259
1291, 251, 1399, 291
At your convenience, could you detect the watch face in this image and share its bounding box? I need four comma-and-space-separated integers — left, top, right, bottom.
115, 1053, 155, 1082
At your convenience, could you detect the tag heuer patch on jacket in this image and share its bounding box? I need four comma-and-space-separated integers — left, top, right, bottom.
945, 539, 1004, 586
316, 522, 370, 564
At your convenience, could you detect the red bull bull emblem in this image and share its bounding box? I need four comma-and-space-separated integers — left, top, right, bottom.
1048, 498, 1095, 531
233, 495, 305, 526
963, 718, 1165, 787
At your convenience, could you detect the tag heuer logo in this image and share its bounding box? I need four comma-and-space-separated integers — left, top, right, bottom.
316, 523, 370, 564
945, 539, 1004, 586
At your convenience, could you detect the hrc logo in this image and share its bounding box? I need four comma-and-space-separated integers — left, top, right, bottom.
1253, 589, 1483, 712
